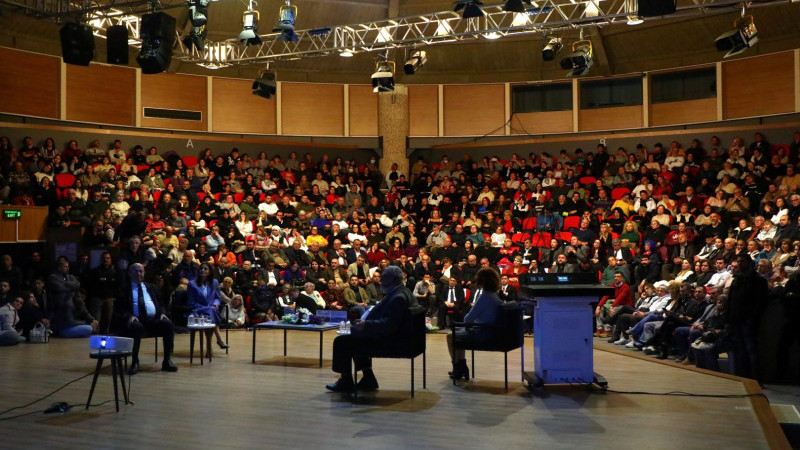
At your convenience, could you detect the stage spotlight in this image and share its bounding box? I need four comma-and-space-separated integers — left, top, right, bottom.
188, 0, 210, 27
503, 0, 531, 13
559, 40, 593, 77
252, 71, 277, 99
273, 0, 298, 42
404, 50, 427, 75
183, 24, 207, 52
542, 37, 562, 61
624, 0, 644, 25
339, 49, 354, 57
371, 57, 395, 93
239, 6, 262, 46
715, 15, 758, 58
454, 0, 484, 18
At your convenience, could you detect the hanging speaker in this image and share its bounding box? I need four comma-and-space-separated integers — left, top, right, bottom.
136, 12, 176, 74
60, 23, 95, 66
106, 25, 129, 65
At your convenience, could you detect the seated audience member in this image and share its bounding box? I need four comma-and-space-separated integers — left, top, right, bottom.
17, 290, 50, 339
325, 266, 414, 393
0, 296, 26, 346
343, 275, 371, 315
447, 267, 503, 380
221, 294, 247, 328
594, 272, 633, 337
114, 263, 178, 374
437, 276, 466, 328
51, 288, 97, 338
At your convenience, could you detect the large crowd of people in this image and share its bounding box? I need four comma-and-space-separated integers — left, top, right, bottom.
1, 130, 800, 382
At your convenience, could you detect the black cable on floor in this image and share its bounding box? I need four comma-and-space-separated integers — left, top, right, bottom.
0, 372, 93, 417
0, 399, 115, 421
602, 387, 769, 400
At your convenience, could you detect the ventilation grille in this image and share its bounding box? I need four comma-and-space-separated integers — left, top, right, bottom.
143, 107, 202, 121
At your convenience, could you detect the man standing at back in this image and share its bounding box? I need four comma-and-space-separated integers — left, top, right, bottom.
326, 266, 414, 393
725, 254, 768, 381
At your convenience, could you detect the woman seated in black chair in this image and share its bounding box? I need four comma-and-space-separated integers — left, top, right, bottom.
447, 267, 502, 381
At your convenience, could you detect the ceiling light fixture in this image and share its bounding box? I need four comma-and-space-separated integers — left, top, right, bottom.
252, 70, 276, 99
625, 0, 643, 25
454, 0, 485, 19
371, 56, 395, 93
273, 0, 298, 42
503, 0, 532, 13
188, 0, 210, 27
542, 37, 563, 61
239, 1, 261, 46
715, 13, 758, 58
559, 39, 593, 76
404, 50, 427, 74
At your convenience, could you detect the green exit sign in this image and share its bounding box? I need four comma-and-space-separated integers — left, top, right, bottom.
3, 210, 22, 220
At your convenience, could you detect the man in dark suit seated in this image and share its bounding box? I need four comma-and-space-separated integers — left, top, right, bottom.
114, 263, 178, 375
498, 274, 518, 302
437, 276, 466, 329
325, 266, 414, 393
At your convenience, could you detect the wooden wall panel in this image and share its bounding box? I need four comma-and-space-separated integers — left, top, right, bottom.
722, 51, 795, 119
511, 110, 573, 134
649, 98, 717, 127
579, 105, 643, 131
140, 73, 208, 131
281, 83, 344, 136
211, 77, 276, 134
0, 47, 60, 119
65, 64, 136, 126
408, 85, 439, 136
348, 85, 378, 137
650, 97, 717, 127
0, 206, 48, 242
443, 84, 505, 136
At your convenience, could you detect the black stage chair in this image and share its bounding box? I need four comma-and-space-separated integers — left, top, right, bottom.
352, 305, 427, 397
452, 301, 524, 390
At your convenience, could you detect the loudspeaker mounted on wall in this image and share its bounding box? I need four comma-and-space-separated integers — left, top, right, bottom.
60, 22, 95, 66
106, 25, 129, 65
137, 12, 176, 74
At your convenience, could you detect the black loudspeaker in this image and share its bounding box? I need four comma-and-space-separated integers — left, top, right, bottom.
638, 0, 676, 17
60, 23, 95, 66
136, 12, 176, 74
106, 25, 129, 65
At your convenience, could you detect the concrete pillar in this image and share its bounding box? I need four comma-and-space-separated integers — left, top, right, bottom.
377, 84, 409, 178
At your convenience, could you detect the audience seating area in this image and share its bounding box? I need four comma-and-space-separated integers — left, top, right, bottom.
1, 131, 800, 383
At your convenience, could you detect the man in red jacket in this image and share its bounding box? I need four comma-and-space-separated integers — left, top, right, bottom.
594, 272, 633, 337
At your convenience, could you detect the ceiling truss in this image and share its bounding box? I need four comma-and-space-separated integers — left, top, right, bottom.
0, 0, 791, 69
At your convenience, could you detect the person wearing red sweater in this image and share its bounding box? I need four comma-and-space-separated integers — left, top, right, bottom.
594, 272, 633, 337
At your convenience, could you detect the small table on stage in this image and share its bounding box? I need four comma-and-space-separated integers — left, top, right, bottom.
86, 349, 131, 412
252, 322, 338, 367
188, 323, 217, 365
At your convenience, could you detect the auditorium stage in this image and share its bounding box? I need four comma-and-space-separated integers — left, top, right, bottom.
0, 331, 788, 449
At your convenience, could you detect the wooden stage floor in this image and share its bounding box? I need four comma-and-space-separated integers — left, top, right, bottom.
0, 330, 788, 449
